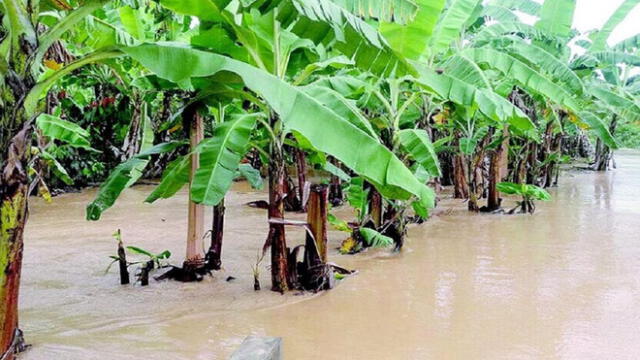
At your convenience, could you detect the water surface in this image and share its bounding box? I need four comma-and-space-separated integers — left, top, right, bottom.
20, 151, 640, 359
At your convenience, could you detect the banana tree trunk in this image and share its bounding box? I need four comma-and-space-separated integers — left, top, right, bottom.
515, 148, 528, 184
526, 142, 538, 184
552, 134, 563, 187
0, 125, 32, 360
488, 129, 509, 211
269, 141, 289, 293
593, 115, 618, 171
499, 127, 510, 185
0, 187, 27, 360
304, 184, 328, 265
205, 200, 225, 271
468, 131, 492, 212
184, 110, 205, 271
328, 157, 343, 207
368, 186, 383, 228
487, 150, 502, 211
453, 153, 469, 199
120, 99, 143, 161
295, 148, 307, 212
545, 132, 563, 187
302, 184, 332, 290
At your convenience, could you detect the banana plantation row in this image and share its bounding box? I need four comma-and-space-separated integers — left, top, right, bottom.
1, 0, 639, 358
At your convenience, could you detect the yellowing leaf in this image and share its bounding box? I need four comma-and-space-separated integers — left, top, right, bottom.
38, 181, 53, 203
168, 124, 182, 134
44, 59, 63, 70
433, 112, 446, 125
339, 236, 359, 254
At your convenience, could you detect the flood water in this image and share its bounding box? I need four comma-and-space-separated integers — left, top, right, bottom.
20, 151, 640, 359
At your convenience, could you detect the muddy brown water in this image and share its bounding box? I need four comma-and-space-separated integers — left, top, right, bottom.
20, 151, 640, 359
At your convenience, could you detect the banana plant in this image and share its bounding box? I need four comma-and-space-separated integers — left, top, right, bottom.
497, 181, 551, 214
82, 0, 435, 292
310, 73, 442, 251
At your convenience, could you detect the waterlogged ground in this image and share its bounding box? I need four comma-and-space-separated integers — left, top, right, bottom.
20, 151, 640, 359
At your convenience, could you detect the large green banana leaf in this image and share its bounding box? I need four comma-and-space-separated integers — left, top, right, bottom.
191, 114, 258, 205
301, 84, 378, 138
441, 54, 491, 89
591, 86, 640, 123
614, 34, 640, 52
86, 159, 148, 220
160, 0, 230, 22
487, 0, 540, 16
36, 114, 92, 149
123, 43, 435, 211
145, 156, 191, 203
277, 0, 414, 76
162, 0, 412, 76
573, 51, 640, 69
126, 103, 154, 187
118, 6, 145, 40
589, 0, 640, 52
39, 150, 74, 185
397, 129, 441, 177
429, 0, 481, 55
467, 48, 581, 112
86, 141, 187, 220
34, 0, 110, 70
499, 38, 584, 95
380, 0, 446, 60
473, 22, 563, 49
413, 65, 535, 132
577, 112, 619, 149
535, 0, 576, 37
329, 0, 419, 24
482, 5, 519, 23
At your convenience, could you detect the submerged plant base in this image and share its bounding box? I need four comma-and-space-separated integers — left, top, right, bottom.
479, 206, 505, 214
155, 265, 210, 282
339, 236, 361, 255
296, 262, 356, 292
382, 223, 405, 251
507, 200, 536, 215
1, 329, 29, 360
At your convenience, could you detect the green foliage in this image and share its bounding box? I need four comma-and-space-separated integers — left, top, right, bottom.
578, 112, 619, 149
346, 177, 369, 221
616, 123, 640, 148
123, 43, 435, 212
329, 0, 419, 24
145, 155, 191, 203
589, 0, 640, 52
413, 66, 534, 132
497, 182, 552, 202
87, 141, 187, 220
126, 246, 172, 266
106, 230, 171, 273
487, 0, 540, 16
429, 0, 481, 55
237, 164, 264, 190
536, 0, 576, 37
397, 129, 441, 177
191, 113, 258, 205
327, 213, 351, 233
358, 228, 394, 248
36, 114, 93, 149
380, 0, 446, 60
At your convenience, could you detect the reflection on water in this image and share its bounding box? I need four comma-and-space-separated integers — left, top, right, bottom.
20, 151, 640, 359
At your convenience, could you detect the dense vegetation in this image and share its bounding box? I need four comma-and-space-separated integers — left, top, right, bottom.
1, 0, 639, 358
